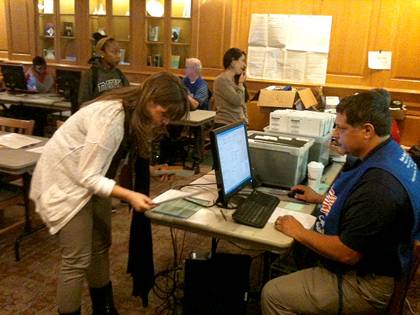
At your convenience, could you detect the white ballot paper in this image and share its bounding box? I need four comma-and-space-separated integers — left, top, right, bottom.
153, 189, 202, 205
269, 207, 317, 230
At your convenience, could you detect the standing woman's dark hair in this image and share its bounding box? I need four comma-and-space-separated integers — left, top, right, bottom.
97, 72, 190, 158
223, 48, 247, 69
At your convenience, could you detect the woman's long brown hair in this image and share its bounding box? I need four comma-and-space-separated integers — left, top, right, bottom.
95, 72, 190, 158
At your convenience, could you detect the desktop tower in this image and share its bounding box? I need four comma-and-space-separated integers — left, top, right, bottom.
183, 253, 252, 315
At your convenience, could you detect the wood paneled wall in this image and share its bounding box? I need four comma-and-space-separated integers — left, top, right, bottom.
232, 0, 420, 91
0, 0, 8, 59
4, 0, 35, 61
0, 0, 419, 144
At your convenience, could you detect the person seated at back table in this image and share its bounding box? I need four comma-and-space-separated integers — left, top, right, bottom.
78, 36, 129, 105
5, 56, 55, 135
261, 89, 420, 315
26, 56, 55, 93
182, 58, 209, 110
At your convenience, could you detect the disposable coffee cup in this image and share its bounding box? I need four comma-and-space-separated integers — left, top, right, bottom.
307, 161, 324, 192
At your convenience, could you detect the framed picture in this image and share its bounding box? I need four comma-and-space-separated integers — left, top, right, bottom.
171, 27, 181, 42
45, 23, 55, 37
63, 22, 73, 37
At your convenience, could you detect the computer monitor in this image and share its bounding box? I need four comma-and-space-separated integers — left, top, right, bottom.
56, 69, 81, 113
210, 122, 254, 207
1, 64, 27, 92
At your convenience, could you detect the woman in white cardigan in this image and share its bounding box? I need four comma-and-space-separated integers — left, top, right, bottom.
30, 72, 189, 315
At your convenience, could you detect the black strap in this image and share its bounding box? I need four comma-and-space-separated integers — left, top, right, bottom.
91, 65, 98, 95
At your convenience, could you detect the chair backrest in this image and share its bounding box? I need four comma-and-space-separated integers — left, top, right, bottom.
385, 240, 420, 315
0, 117, 35, 135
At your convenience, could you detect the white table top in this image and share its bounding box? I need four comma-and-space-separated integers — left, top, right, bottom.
146, 163, 343, 251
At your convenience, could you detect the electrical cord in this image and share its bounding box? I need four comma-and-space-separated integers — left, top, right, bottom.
152, 227, 188, 315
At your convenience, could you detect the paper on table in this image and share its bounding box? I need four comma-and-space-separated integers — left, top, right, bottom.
0, 133, 42, 149
152, 189, 203, 205
27, 146, 45, 154
269, 207, 316, 230
284, 202, 305, 212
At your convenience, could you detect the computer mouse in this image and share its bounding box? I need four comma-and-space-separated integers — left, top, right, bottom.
287, 189, 304, 198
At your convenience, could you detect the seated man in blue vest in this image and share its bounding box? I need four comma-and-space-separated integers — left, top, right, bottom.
261, 89, 420, 315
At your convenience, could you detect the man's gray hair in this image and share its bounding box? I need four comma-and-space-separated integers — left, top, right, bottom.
185, 58, 202, 73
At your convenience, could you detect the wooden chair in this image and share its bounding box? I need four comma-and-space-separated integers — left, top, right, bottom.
0, 117, 35, 135
385, 240, 420, 315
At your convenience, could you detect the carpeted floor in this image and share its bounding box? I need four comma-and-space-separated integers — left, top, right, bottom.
0, 160, 419, 314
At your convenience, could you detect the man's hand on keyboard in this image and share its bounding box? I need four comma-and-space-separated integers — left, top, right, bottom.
274, 215, 304, 238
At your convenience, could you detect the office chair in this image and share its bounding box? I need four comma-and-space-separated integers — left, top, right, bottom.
385, 240, 420, 315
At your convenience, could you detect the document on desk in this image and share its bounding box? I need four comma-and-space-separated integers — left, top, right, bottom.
152, 199, 202, 219
269, 207, 316, 230
0, 133, 42, 149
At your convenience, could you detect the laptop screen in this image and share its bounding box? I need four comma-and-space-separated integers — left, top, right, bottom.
211, 122, 253, 206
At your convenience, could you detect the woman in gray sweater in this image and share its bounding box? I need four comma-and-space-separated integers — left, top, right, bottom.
213, 48, 248, 128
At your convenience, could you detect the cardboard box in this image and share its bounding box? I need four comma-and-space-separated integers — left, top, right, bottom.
257, 87, 318, 109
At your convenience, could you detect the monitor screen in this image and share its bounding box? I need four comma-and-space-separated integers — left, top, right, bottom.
1, 64, 27, 91
210, 122, 253, 206
56, 69, 81, 113
56, 69, 81, 96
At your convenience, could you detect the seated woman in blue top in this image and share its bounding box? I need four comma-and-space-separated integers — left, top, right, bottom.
182, 58, 209, 110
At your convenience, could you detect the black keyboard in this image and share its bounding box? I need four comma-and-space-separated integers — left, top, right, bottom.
232, 190, 279, 228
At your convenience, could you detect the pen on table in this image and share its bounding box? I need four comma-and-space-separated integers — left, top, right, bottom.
220, 209, 227, 221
